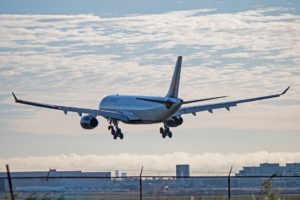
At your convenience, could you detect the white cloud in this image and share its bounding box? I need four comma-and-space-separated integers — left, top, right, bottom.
0, 7, 300, 136
223, 52, 252, 59
1, 151, 300, 175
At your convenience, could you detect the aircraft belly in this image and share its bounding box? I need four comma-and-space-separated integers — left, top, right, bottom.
132, 109, 166, 121
124, 106, 180, 124
100, 96, 181, 124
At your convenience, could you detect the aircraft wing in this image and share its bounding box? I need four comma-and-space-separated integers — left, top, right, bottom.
11, 92, 130, 122
174, 87, 290, 116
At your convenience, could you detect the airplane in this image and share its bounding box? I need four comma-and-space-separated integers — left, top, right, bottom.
12, 56, 290, 140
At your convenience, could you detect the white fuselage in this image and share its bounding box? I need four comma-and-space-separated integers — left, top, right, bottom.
99, 95, 182, 124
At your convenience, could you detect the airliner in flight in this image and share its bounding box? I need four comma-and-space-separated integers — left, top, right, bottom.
12, 56, 289, 140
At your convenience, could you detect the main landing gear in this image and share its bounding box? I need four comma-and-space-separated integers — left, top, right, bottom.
160, 126, 172, 138
108, 120, 124, 140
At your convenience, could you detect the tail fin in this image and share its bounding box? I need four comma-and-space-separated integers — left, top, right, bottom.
166, 56, 182, 98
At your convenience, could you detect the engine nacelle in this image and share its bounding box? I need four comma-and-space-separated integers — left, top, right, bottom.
80, 115, 98, 129
165, 116, 183, 127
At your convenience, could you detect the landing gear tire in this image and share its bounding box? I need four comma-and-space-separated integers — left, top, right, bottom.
113, 134, 118, 140
108, 120, 125, 140
113, 132, 124, 140
116, 128, 121, 134
116, 128, 123, 139
110, 126, 124, 140
160, 126, 172, 139
160, 127, 164, 134
111, 129, 115, 135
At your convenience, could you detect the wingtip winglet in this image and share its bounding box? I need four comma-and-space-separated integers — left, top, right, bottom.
11, 92, 18, 102
282, 86, 290, 95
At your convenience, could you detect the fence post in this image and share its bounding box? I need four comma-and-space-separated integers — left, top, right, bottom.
228, 166, 233, 200
6, 164, 15, 200
140, 166, 144, 200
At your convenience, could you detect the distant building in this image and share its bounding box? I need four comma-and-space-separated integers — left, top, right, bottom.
285, 163, 300, 175
0, 178, 4, 192
237, 163, 300, 176
0, 170, 111, 192
176, 164, 190, 177
115, 170, 119, 177
121, 172, 127, 178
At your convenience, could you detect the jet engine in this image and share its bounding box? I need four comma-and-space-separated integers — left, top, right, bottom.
165, 116, 183, 127
80, 115, 98, 129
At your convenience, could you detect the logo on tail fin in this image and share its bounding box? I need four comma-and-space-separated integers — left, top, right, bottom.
166, 56, 182, 98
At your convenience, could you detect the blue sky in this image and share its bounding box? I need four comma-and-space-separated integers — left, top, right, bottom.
0, 0, 300, 175
1, 0, 299, 16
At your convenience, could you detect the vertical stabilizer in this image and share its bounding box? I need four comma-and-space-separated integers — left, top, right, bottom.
166, 56, 182, 98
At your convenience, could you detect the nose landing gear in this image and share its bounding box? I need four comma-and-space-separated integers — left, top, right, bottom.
160, 126, 172, 138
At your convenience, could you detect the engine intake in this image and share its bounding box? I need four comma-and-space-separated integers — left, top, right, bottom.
165, 116, 183, 127
80, 115, 98, 129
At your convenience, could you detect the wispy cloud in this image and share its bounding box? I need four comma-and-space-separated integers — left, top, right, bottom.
1, 8, 299, 93
0, 7, 299, 136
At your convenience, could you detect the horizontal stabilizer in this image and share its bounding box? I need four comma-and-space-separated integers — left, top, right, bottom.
136, 97, 176, 108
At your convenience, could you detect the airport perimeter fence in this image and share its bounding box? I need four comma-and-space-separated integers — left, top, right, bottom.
1, 171, 300, 200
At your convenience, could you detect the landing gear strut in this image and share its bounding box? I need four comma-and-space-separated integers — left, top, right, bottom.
160, 125, 172, 138
108, 120, 124, 140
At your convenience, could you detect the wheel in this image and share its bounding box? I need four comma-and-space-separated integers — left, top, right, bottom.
119, 133, 124, 140
111, 129, 115, 135
162, 133, 166, 138
168, 131, 172, 138
116, 128, 121, 134
160, 127, 164, 134
113, 134, 118, 140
